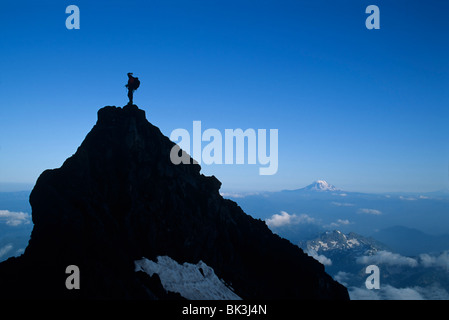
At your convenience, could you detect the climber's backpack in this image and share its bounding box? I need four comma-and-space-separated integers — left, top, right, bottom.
133, 77, 140, 90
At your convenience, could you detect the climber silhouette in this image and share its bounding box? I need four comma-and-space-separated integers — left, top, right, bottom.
125, 72, 140, 105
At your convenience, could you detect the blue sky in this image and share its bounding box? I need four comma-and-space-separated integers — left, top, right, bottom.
0, 0, 448, 193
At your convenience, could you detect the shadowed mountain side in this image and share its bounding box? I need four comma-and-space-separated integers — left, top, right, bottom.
0, 105, 348, 300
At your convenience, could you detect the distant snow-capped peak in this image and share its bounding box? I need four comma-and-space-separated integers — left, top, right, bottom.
306, 230, 360, 252
304, 180, 339, 192
300, 230, 388, 255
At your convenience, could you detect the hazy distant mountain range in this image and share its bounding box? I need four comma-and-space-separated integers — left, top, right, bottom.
225, 180, 449, 252
224, 181, 449, 299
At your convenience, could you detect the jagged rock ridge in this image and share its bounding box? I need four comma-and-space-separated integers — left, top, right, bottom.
301, 230, 389, 254
0, 105, 349, 299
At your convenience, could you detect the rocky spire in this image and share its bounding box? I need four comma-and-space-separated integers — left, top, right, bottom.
0, 105, 349, 300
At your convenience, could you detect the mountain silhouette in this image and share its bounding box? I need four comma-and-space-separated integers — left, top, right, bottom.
0, 104, 348, 299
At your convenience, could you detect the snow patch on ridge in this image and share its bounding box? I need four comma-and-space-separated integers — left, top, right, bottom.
135, 256, 241, 300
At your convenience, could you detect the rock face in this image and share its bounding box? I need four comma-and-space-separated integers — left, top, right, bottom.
0, 105, 349, 299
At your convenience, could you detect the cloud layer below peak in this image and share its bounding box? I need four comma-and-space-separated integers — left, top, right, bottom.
0, 210, 31, 226
265, 211, 315, 228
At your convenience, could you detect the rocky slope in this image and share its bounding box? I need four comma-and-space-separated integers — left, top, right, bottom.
0, 105, 349, 299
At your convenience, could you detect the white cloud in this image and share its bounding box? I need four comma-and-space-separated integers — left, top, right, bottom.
0, 210, 31, 226
325, 219, 352, 228
337, 219, 351, 225
414, 285, 449, 300
357, 208, 382, 215
306, 250, 332, 266
265, 211, 315, 228
0, 244, 13, 258
331, 202, 354, 207
220, 192, 261, 198
419, 251, 449, 270
357, 250, 449, 270
349, 284, 449, 300
356, 250, 418, 267
349, 286, 381, 300
220, 192, 245, 198
350, 285, 423, 300
333, 271, 352, 287
382, 285, 424, 300
399, 196, 417, 201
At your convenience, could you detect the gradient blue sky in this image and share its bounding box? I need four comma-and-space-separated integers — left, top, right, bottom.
0, 0, 448, 193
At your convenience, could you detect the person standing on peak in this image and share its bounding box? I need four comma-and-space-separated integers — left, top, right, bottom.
125, 72, 140, 105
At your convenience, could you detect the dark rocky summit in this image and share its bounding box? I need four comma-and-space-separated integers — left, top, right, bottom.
0, 105, 349, 299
